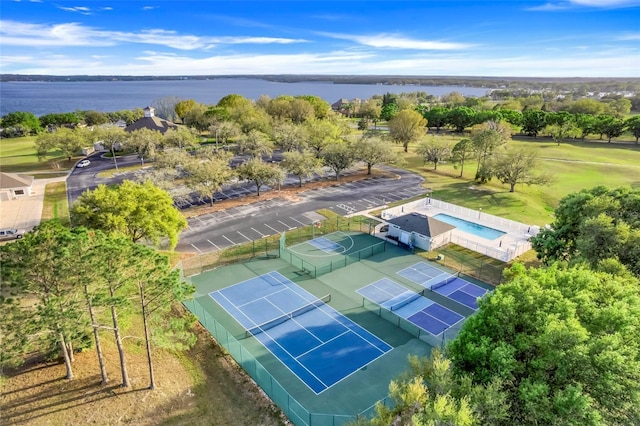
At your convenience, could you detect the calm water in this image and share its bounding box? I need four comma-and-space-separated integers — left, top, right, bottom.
433, 213, 506, 240
0, 79, 489, 116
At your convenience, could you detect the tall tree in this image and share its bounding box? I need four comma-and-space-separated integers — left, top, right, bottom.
595, 115, 625, 143
451, 138, 475, 177
132, 245, 195, 389
415, 139, 451, 170
0, 221, 90, 380
0, 111, 41, 135
625, 115, 640, 144
422, 106, 450, 132
449, 263, 640, 425
446, 106, 476, 133
388, 109, 427, 152
521, 109, 547, 138
491, 149, 552, 192
163, 126, 200, 150
351, 135, 399, 175
71, 180, 187, 249
95, 126, 129, 170
281, 150, 324, 187
544, 121, 580, 146
184, 150, 234, 206
271, 121, 308, 152
127, 128, 163, 164
531, 185, 640, 275
236, 158, 285, 196
305, 119, 342, 157
35, 127, 87, 161
322, 142, 354, 180
471, 128, 507, 179
238, 129, 274, 158
174, 99, 198, 123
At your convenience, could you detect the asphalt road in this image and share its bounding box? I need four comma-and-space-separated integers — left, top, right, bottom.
67, 153, 427, 254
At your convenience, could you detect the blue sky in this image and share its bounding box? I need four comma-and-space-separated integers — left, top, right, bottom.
1, 0, 639, 77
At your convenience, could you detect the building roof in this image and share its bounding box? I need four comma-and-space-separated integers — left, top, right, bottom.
124, 116, 178, 134
0, 172, 33, 190
387, 213, 455, 238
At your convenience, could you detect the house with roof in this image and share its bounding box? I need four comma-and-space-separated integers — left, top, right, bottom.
124, 106, 178, 134
386, 212, 455, 251
0, 172, 34, 201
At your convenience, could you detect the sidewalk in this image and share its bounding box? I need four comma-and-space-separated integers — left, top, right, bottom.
0, 176, 67, 231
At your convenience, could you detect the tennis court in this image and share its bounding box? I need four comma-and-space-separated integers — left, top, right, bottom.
357, 278, 464, 336
281, 231, 387, 278
397, 262, 489, 310
210, 271, 392, 394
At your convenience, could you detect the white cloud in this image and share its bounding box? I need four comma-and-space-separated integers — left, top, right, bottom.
320, 32, 472, 50
618, 33, 640, 40
7, 49, 637, 77
569, 0, 640, 6
56, 6, 92, 15
0, 20, 308, 50
528, 0, 640, 10
142, 6, 157, 11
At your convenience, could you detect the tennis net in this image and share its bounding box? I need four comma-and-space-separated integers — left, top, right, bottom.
245, 294, 331, 338
426, 272, 461, 291
389, 291, 423, 311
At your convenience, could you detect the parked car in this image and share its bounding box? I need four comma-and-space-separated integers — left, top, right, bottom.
0, 228, 25, 241
76, 159, 91, 168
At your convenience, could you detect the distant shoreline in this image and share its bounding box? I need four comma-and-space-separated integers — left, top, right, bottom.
3, 74, 639, 88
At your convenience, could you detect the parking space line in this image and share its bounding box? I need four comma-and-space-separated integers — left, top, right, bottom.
237, 231, 251, 241
289, 216, 306, 226
190, 244, 203, 253
278, 220, 295, 230
207, 239, 221, 250
222, 235, 237, 245
252, 227, 267, 237
264, 223, 280, 233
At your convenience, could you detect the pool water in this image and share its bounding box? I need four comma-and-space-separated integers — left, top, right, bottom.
434, 213, 506, 240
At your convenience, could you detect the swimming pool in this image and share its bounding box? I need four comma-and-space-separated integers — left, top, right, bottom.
433, 213, 506, 240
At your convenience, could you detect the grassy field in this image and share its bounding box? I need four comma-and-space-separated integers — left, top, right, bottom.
41, 181, 70, 225
0, 136, 78, 173
399, 133, 640, 225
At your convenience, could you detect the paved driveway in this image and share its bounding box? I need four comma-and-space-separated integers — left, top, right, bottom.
0, 176, 67, 231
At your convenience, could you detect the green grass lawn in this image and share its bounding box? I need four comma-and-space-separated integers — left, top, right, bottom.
41, 181, 70, 225
0, 136, 77, 172
399, 133, 640, 225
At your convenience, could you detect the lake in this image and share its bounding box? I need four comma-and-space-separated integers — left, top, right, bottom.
0, 78, 490, 116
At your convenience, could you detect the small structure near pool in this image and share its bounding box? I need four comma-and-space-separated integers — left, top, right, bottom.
386, 213, 455, 251
381, 198, 539, 262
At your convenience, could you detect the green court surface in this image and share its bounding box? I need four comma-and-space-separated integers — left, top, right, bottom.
185, 232, 493, 425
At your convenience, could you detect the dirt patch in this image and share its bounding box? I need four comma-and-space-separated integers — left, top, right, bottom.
0, 312, 285, 426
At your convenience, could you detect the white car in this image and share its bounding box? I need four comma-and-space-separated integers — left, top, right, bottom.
76, 159, 91, 168
0, 228, 25, 241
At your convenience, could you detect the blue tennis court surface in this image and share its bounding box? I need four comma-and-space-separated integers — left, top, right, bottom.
397, 262, 489, 310
308, 237, 343, 253
357, 278, 463, 336
210, 271, 392, 394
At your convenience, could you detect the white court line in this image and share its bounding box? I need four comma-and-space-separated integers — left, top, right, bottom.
206, 239, 221, 250
278, 220, 295, 230
252, 227, 267, 237
237, 231, 251, 241
190, 243, 202, 253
